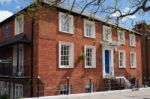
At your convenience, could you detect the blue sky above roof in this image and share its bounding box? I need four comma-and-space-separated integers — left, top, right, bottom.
0, 0, 150, 28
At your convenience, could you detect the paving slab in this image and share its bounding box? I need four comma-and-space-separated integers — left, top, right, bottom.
22, 88, 150, 99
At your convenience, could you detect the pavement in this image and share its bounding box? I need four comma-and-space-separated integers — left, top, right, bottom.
23, 87, 150, 99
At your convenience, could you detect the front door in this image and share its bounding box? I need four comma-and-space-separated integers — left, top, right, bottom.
105, 50, 110, 74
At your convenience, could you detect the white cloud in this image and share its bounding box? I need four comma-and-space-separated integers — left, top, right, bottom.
111, 11, 120, 17
0, 10, 13, 22
111, 7, 136, 21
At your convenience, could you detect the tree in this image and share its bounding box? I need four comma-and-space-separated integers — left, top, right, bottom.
38, 0, 150, 25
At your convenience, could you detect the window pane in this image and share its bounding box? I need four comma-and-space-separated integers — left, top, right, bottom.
59, 84, 71, 95
86, 23, 92, 36
120, 52, 123, 67
119, 32, 125, 44
61, 14, 71, 32
104, 27, 111, 41
86, 48, 92, 66
131, 53, 136, 67
61, 45, 70, 66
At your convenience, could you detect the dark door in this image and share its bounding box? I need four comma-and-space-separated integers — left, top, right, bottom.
105, 50, 110, 73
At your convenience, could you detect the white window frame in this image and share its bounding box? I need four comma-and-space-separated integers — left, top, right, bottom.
85, 83, 94, 93
84, 45, 96, 68
118, 50, 126, 68
130, 52, 137, 68
14, 14, 24, 35
59, 41, 74, 68
103, 25, 112, 42
0, 81, 5, 95
129, 34, 136, 47
118, 30, 125, 44
59, 12, 74, 34
84, 19, 95, 38
15, 84, 23, 99
13, 44, 24, 76
58, 84, 72, 95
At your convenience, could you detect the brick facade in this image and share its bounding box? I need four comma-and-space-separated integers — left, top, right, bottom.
0, 3, 142, 98
134, 22, 150, 85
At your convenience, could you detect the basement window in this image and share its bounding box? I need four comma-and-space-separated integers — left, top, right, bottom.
58, 84, 72, 95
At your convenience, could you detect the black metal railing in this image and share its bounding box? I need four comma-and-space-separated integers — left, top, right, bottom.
0, 66, 24, 76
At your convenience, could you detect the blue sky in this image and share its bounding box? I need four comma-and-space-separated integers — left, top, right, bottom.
0, 0, 150, 29
0, 0, 31, 22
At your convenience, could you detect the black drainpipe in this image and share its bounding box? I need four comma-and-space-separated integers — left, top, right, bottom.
30, 16, 35, 97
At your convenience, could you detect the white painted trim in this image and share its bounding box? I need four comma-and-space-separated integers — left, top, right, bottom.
129, 34, 136, 47
0, 81, 5, 95
15, 84, 23, 99
85, 83, 94, 92
13, 45, 17, 74
59, 41, 74, 68
59, 84, 72, 94
84, 19, 95, 38
19, 44, 24, 74
118, 50, 126, 68
59, 12, 74, 34
118, 30, 125, 45
102, 47, 114, 78
14, 14, 24, 35
130, 52, 137, 68
13, 45, 24, 75
84, 45, 96, 68
103, 25, 112, 42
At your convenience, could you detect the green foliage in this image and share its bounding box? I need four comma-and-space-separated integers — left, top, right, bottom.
78, 52, 85, 60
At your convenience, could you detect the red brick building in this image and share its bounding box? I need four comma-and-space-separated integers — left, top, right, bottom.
134, 21, 150, 86
0, 1, 142, 98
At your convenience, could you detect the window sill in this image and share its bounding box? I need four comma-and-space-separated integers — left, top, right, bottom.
130, 45, 136, 47
103, 40, 112, 42
84, 35, 95, 39
120, 43, 126, 45
85, 66, 96, 69
119, 66, 126, 69
130, 67, 136, 69
59, 66, 74, 69
59, 30, 74, 34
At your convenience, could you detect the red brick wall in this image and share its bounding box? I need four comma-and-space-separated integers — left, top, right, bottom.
35, 6, 142, 96
0, 20, 15, 41
0, 5, 142, 97
147, 39, 150, 78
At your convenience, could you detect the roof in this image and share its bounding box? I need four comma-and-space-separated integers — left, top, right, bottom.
0, 33, 31, 48
0, 0, 141, 35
